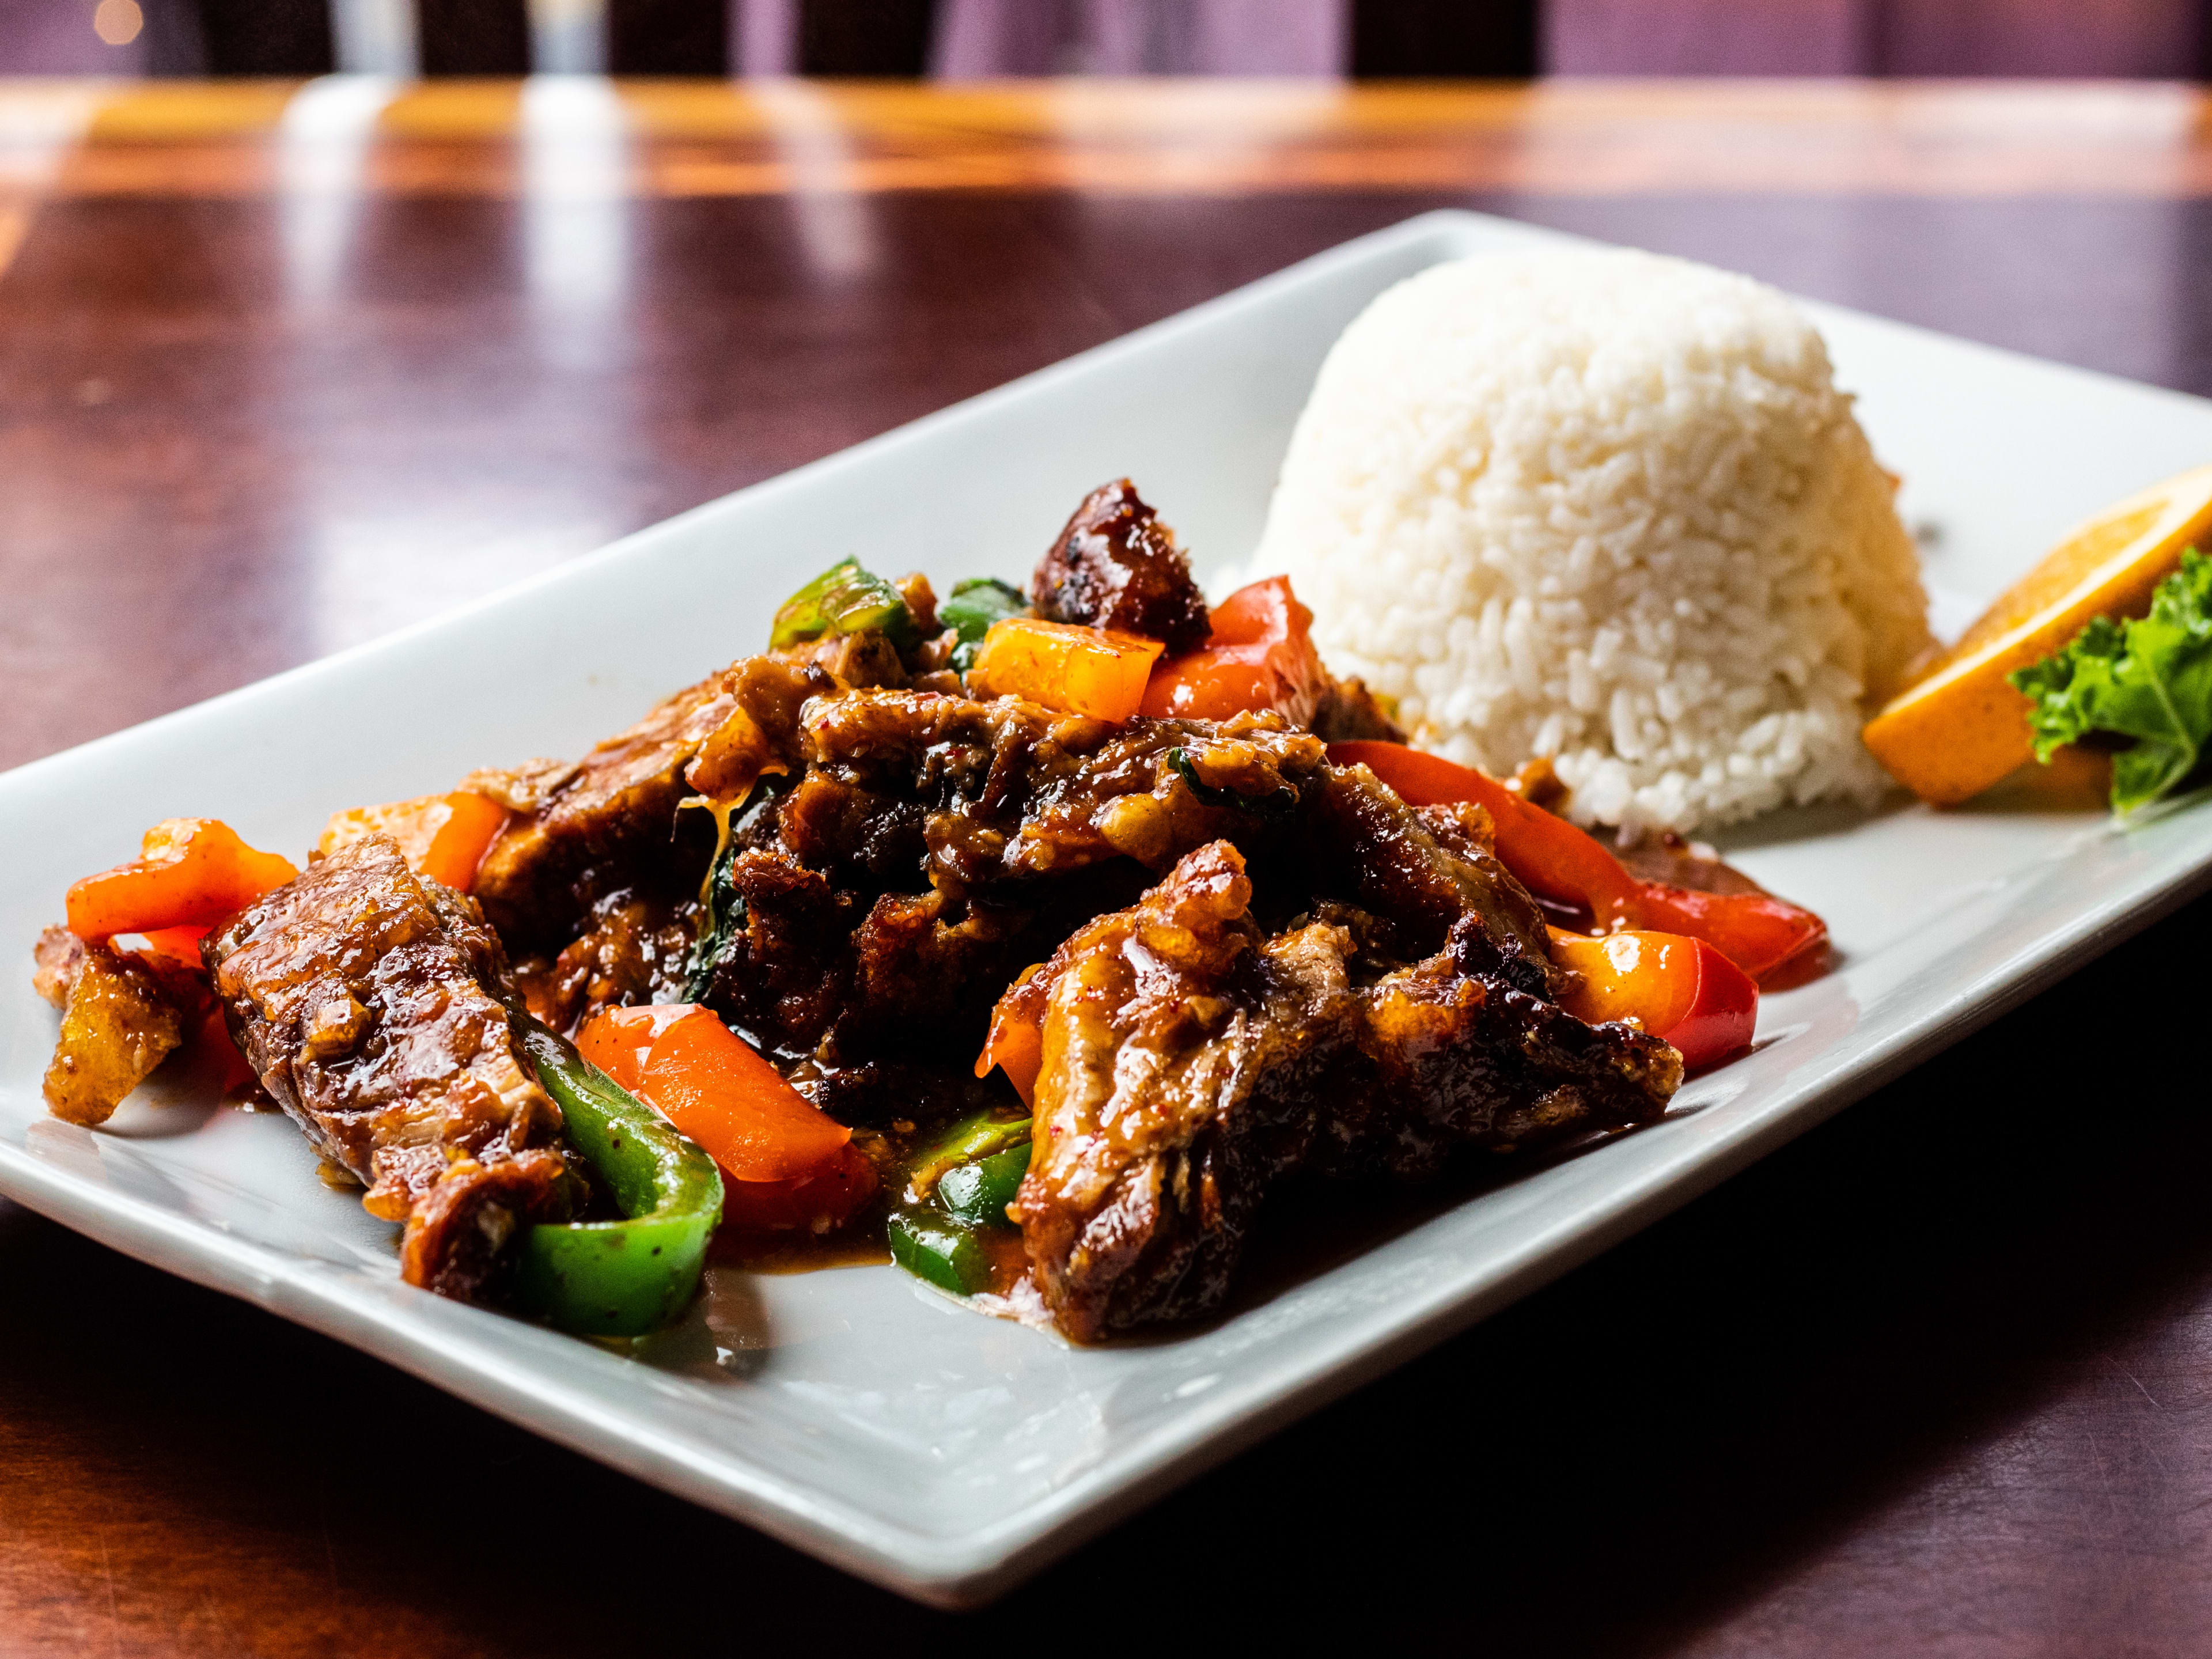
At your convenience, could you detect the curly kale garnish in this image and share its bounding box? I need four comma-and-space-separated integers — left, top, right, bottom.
2011, 548, 2212, 815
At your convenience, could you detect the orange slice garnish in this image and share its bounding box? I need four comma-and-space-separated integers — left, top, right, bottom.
1863, 462, 2212, 806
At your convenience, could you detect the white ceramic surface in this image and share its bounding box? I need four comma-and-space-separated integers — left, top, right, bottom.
7, 210, 2212, 1608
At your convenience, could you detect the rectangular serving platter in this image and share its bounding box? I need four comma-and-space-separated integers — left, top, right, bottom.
7, 210, 2212, 1607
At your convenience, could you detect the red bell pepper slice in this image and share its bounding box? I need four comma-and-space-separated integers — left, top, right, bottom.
66, 819, 299, 942
1546, 927, 1758, 1072
1141, 575, 1330, 725
1632, 882, 1828, 988
1327, 741, 1827, 982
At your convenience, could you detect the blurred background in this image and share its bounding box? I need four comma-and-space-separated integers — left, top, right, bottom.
2, 0, 2206, 79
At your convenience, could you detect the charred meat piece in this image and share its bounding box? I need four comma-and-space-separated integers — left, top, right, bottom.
1306, 763, 1556, 990
1309, 911, 1682, 1185
1031, 479, 1212, 652
1309, 675, 1407, 743
794, 690, 1328, 892
207, 834, 570, 1301
1014, 843, 1357, 1339
514, 889, 696, 1034
1012, 842, 1678, 1341
688, 690, 1331, 1066
33, 925, 188, 1127
469, 671, 738, 951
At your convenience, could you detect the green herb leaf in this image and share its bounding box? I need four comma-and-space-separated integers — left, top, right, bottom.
1166, 747, 1299, 817
938, 577, 1027, 673
2010, 548, 2212, 814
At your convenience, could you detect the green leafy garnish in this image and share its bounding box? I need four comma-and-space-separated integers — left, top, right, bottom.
938, 577, 1028, 673
2010, 548, 2212, 814
1166, 748, 1299, 817
770, 558, 918, 653
682, 774, 791, 999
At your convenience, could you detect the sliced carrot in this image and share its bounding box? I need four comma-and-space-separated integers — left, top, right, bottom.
577, 1003, 698, 1093
67, 819, 299, 942
319, 790, 510, 893
1141, 575, 1328, 724
635, 1008, 851, 1184
967, 619, 1164, 722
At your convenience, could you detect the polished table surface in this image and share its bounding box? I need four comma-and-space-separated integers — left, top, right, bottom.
6, 77, 2212, 1653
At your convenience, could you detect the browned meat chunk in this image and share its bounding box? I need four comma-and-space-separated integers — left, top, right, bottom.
35, 926, 187, 1126
1012, 841, 1679, 1341
1031, 479, 1212, 652
690, 688, 1335, 1073
1306, 764, 1556, 988
793, 690, 1327, 892
1309, 675, 1407, 743
207, 834, 570, 1301
515, 890, 696, 1034
470, 671, 737, 950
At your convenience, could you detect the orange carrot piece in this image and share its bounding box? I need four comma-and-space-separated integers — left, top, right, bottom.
319, 790, 509, 894
967, 619, 1164, 722
577, 1003, 698, 1093
635, 1008, 851, 1184
66, 819, 298, 942
973, 1003, 1044, 1109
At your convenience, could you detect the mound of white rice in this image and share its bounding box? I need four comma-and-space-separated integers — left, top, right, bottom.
1253, 247, 1931, 835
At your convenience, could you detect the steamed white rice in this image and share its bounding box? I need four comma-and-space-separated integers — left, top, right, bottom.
1252, 247, 1931, 835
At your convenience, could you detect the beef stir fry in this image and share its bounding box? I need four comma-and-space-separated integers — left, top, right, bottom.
31, 479, 1825, 1342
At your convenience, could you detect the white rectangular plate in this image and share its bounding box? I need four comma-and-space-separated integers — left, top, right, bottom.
7, 211, 2212, 1608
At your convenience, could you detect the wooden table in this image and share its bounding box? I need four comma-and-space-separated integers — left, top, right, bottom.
6, 78, 2212, 1653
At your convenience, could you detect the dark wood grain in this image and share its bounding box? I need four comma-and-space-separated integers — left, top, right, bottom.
5, 80, 2212, 1653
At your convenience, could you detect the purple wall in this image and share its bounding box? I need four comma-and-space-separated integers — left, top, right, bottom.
1545, 0, 2205, 77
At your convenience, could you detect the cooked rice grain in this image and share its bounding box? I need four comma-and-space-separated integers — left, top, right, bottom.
1253, 248, 1931, 834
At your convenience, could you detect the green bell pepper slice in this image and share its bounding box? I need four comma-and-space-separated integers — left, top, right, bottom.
905, 1109, 1032, 1196
937, 1141, 1031, 1229
769, 558, 919, 653
509, 1015, 725, 1338
887, 1208, 995, 1296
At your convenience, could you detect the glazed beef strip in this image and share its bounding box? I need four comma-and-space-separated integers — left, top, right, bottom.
1011, 832, 1681, 1343
206, 833, 571, 1300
